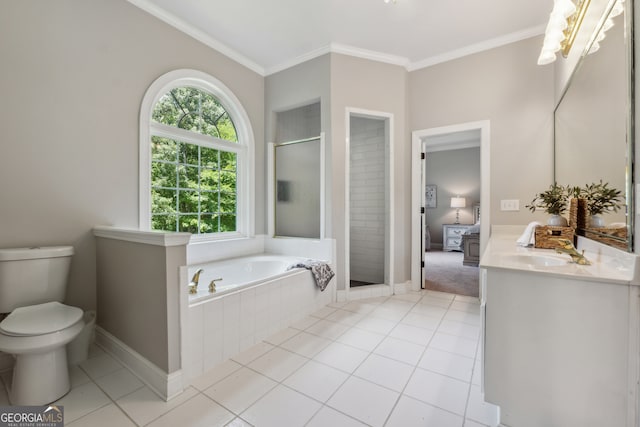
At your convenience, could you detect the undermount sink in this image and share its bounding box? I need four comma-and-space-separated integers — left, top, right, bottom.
501, 254, 568, 267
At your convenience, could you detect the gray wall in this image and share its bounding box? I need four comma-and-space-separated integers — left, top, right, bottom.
331, 54, 409, 290
2, 2, 562, 309
410, 36, 555, 227
425, 147, 481, 246
0, 0, 265, 312
265, 55, 332, 236
95, 237, 186, 373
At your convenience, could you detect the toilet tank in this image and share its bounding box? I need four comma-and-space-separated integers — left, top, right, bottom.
0, 246, 74, 313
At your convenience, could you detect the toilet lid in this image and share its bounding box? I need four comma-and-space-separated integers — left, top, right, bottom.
0, 302, 83, 336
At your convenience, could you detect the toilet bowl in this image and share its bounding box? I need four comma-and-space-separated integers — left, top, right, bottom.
0, 301, 83, 405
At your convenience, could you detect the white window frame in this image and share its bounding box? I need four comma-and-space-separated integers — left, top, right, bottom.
139, 69, 255, 240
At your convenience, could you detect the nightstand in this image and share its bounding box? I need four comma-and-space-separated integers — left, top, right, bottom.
442, 224, 473, 251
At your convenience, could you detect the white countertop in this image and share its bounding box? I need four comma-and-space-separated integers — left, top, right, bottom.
480, 227, 639, 286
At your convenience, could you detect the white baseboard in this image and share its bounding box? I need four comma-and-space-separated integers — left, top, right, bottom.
95, 326, 183, 401
393, 282, 412, 294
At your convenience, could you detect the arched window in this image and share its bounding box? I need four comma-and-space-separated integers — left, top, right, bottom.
140, 70, 254, 238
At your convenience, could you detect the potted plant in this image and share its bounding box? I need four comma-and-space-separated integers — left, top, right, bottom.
526, 183, 570, 226
582, 180, 623, 227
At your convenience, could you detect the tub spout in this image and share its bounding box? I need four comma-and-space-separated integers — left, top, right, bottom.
554, 239, 591, 265
188, 268, 204, 294
209, 278, 223, 293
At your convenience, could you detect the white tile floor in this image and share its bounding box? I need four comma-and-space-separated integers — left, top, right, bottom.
0, 290, 499, 427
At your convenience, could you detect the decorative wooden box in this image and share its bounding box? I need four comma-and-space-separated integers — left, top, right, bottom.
534, 226, 575, 249
568, 198, 587, 230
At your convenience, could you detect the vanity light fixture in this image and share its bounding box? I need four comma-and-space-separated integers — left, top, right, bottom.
537, 0, 590, 65
588, 0, 624, 54
451, 197, 466, 224
384, 0, 397, 3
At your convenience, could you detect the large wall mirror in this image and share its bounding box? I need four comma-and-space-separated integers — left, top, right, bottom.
554, 1, 634, 251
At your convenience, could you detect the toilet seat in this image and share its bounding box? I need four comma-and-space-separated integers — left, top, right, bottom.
0, 301, 83, 337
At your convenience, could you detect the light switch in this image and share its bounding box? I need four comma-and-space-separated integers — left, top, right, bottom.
500, 199, 520, 211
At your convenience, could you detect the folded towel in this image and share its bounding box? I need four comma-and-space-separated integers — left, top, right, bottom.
517, 221, 543, 246
288, 259, 334, 291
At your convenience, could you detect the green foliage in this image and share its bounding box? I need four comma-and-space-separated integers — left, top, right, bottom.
149, 85, 239, 235
582, 180, 623, 216
526, 183, 570, 215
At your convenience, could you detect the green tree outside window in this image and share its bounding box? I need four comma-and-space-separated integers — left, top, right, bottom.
150, 87, 239, 234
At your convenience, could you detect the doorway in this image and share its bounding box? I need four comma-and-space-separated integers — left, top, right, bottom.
411, 121, 491, 294
345, 109, 394, 295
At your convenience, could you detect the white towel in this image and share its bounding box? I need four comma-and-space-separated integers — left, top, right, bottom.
517, 221, 543, 246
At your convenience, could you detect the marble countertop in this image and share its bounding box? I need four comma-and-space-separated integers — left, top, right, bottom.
480, 227, 639, 286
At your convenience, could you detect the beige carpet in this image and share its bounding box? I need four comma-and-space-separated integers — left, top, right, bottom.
424, 250, 479, 297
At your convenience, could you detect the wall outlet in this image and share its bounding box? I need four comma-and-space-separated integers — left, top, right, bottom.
500, 199, 520, 211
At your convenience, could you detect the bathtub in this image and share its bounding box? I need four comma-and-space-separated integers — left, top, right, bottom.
187, 254, 311, 303
181, 252, 335, 383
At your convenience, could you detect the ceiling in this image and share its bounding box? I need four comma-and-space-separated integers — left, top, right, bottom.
129, 0, 552, 76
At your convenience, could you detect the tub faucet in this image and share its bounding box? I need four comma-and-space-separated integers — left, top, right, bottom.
209, 278, 223, 293
554, 239, 591, 265
188, 269, 204, 294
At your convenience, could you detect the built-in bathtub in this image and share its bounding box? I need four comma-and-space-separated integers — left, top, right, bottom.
92, 228, 335, 400
187, 254, 310, 303
180, 250, 335, 384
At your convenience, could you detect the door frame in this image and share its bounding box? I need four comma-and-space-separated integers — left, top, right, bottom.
345, 108, 395, 297
410, 120, 491, 291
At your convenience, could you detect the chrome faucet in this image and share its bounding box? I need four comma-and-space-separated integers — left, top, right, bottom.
554, 239, 591, 265
209, 278, 223, 293
188, 269, 204, 294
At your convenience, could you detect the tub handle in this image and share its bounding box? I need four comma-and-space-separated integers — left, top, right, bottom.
209, 278, 223, 293
188, 269, 204, 294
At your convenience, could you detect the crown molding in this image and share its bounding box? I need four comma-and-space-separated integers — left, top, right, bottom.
128, 0, 544, 77
265, 42, 410, 76
329, 43, 410, 68
264, 45, 333, 76
127, 0, 265, 76
407, 24, 546, 71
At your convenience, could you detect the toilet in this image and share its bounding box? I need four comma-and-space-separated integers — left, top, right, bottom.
0, 246, 84, 406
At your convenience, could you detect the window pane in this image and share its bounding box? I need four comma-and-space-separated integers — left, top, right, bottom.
178, 165, 199, 189
216, 113, 237, 143
178, 215, 199, 233
151, 136, 177, 162
220, 151, 236, 171
220, 214, 236, 232
151, 189, 177, 214
179, 143, 199, 166
201, 147, 219, 169
199, 169, 218, 191
200, 191, 218, 213
200, 214, 219, 233
151, 162, 177, 188
220, 192, 236, 213
220, 171, 237, 193
152, 214, 177, 232
152, 96, 180, 128
152, 87, 238, 143
178, 190, 198, 213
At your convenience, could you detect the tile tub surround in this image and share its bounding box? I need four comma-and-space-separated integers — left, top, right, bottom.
181, 267, 336, 385
2, 291, 499, 426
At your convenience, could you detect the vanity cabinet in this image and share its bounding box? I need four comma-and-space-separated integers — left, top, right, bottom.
442, 224, 472, 251
481, 234, 640, 427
